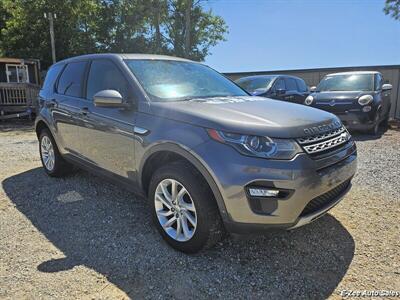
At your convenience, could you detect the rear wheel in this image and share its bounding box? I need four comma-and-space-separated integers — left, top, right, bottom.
148, 161, 225, 253
39, 129, 74, 177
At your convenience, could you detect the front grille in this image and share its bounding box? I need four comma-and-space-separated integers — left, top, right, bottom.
300, 180, 350, 217
297, 126, 351, 157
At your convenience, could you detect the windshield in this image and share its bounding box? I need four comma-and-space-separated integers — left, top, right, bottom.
317, 74, 374, 92
124, 59, 248, 101
235, 77, 275, 94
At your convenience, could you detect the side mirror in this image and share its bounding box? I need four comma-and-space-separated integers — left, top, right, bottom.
309, 86, 317, 92
252, 88, 269, 96
382, 84, 392, 91
93, 90, 129, 108
276, 88, 286, 95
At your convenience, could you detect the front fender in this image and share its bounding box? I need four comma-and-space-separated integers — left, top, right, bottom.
138, 142, 229, 221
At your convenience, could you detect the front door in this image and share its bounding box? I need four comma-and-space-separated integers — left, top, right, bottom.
76, 59, 136, 180
270, 78, 287, 100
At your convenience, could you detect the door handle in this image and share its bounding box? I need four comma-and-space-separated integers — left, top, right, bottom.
80, 107, 89, 116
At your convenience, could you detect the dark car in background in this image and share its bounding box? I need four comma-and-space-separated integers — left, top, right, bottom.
235, 75, 309, 104
304, 71, 392, 135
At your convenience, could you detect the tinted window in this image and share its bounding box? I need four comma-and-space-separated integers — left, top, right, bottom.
296, 78, 308, 92
274, 78, 285, 90
374, 74, 383, 91
43, 64, 63, 91
285, 78, 297, 91
236, 76, 275, 94
57, 61, 87, 97
317, 74, 374, 92
86, 60, 130, 101
124, 60, 247, 102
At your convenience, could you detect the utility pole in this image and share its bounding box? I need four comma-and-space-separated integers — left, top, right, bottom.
184, 0, 192, 58
44, 12, 57, 64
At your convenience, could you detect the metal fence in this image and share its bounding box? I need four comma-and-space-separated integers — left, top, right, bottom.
225, 65, 400, 120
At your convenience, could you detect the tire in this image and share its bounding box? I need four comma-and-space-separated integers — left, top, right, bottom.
39, 128, 74, 177
369, 113, 380, 136
148, 161, 225, 253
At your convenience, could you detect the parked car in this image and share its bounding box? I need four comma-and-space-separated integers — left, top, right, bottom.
235, 75, 309, 104
304, 71, 392, 135
35, 54, 357, 253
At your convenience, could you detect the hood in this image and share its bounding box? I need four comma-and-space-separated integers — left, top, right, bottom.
149, 96, 341, 138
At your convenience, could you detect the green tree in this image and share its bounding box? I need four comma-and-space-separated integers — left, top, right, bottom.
384, 0, 400, 20
0, 0, 227, 68
163, 0, 227, 60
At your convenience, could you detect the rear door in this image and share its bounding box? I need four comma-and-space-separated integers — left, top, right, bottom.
75, 59, 137, 179
51, 61, 88, 154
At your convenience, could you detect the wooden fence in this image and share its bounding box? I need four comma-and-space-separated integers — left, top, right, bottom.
0, 82, 40, 107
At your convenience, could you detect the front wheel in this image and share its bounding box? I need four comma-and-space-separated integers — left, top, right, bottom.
369, 113, 380, 136
148, 161, 225, 253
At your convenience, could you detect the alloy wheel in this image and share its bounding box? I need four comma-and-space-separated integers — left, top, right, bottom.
154, 179, 197, 242
41, 135, 55, 171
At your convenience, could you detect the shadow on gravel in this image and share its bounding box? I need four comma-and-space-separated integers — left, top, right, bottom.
0, 120, 34, 132
349, 126, 389, 141
3, 167, 355, 299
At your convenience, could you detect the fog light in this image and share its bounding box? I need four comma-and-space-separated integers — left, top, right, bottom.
248, 188, 280, 197
362, 106, 372, 112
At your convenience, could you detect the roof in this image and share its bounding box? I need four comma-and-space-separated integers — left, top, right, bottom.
225, 64, 398, 77
235, 74, 302, 81
55, 53, 194, 65
0, 57, 39, 64
326, 71, 380, 76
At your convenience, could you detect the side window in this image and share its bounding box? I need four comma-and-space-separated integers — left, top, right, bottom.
57, 61, 87, 97
285, 78, 297, 91
42, 64, 63, 91
274, 78, 285, 91
374, 74, 383, 91
296, 78, 308, 92
86, 60, 129, 101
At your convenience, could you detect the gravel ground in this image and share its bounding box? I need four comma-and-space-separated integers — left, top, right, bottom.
0, 122, 399, 299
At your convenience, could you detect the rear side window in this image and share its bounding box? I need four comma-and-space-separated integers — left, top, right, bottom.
42, 64, 63, 91
86, 60, 129, 101
285, 78, 297, 91
57, 61, 87, 97
296, 78, 308, 92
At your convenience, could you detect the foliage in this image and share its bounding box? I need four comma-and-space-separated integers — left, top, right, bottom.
384, 0, 400, 20
0, 0, 227, 68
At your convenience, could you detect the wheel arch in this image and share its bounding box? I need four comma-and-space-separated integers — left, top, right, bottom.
139, 143, 229, 221
35, 119, 50, 138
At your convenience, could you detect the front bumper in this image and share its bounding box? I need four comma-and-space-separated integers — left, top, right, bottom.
192, 139, 357, 233
335, 110, 376, 130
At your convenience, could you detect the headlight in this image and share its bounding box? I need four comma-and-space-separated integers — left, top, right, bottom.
358, 95, 373, 106
207, 129, 302, 159
304, 95, 314, 105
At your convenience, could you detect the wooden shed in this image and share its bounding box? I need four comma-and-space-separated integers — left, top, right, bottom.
0, 58, 41, 120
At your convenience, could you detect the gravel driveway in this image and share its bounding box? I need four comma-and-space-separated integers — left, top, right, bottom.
0, 122, 399, 299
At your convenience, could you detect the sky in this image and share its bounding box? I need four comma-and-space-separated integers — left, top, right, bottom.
203, 0, 400, 73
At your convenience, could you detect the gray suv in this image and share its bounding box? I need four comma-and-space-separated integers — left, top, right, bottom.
36, 54, 357, 253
